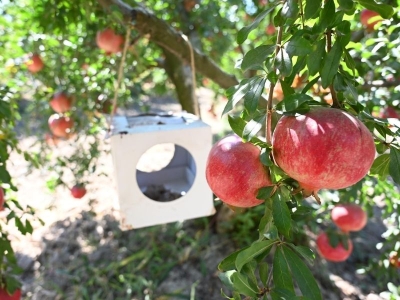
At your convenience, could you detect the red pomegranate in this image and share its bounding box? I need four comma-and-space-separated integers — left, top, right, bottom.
48, 114, 74, 138
96, 28, 124, 54
272, 107, 375, 195
382, 106, 400, 119
316, 232, 353, 262
49, 92, 72, 113
71, 185, 87, 199
26, 54, 44, 73
206, 135, 272, 208
331, 204, 367, 232
360, 9, 381, 31
0, 288, 21, 300
265, 24, 275, 35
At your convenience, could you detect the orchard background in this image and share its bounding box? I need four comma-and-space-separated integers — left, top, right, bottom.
1, 0, 400, 299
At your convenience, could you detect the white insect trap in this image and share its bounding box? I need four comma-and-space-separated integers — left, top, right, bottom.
109, 112, 215, 229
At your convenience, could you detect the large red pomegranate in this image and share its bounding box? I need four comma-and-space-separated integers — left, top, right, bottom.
49, 92, 72, 113
272, 107, 375, 194
206, 135, 272, 208
26, 54, 44, 73
316, 232, 353, 262
331, 204, 367, 232
48, 114, 74, 138
96, 28, 124, 54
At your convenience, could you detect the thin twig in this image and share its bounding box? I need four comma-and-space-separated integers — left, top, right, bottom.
326, 29, 341, 109
298, 0, 305, 28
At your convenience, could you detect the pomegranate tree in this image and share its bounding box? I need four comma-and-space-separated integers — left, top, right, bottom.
206, 135, 272, 207
96, 28, 124, 54
331, 204, 367, 232
316, 232, 353, 262
272, 107, 375, 195
49, 92, 72, 113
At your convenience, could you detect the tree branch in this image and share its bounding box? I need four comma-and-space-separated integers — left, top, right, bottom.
97, 0, 239, 89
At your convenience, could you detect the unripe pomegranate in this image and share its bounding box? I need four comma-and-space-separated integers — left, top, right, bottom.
48, 114, 74, 138
360, 9, 381, 31
331, 204, 367, 232
96, 28, 124, 54
0, 288, 21, 300
206, 135, 272, 208
26, 54, 44, 73
49, 92, 72, 113
316, 232, 353, 262
71, 184, 87, 199
272, 107, 375, 194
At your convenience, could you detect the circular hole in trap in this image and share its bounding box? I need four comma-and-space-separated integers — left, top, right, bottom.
136, 143, 197, 202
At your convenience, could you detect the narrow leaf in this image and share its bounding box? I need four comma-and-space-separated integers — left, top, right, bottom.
275, 48, 292, 77
244, 77, 267, 115
286, 37, 313, 56
228, 115, 246, 138
238, 4, 280, 44
231, 272, 258, 297
243, 115, 266, 140
273, 246, 295, 293
318, 0, 336, 29
282, 246, 322, 300
287, 243, 316, 266
389, 147, 400, 184
241, 45, 275, 71
305, 0, 322, 19
272, 193, 292, 238
219, 248, 245, 271
259, 262, 269, 286
370, 154, 390, 180
320, 41, 343, 88
307, 39, 326, 76
358, 0, 394, 19
223, 79, 251, 115
282, 0, 299, 19
236, 240, 275, 272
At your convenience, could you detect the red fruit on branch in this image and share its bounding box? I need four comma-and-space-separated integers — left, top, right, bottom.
71, 185, 87, 199
48, 114, 74, 138
382, 106, 400, 119
389, 252, 400, 268
272, 107, 375, 195
206, 135, 272, 208
49, 92, 72, 113
0, 187, 4, 208
360, 9, 381, 32
316, 232, 353, 262
96, 28, 124, 54
0, 288, 21, 300
26, 54, 44, 73
331, 204, 367, 232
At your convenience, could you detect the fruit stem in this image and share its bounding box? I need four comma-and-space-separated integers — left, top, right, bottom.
326, 29, 341, 109
266, 25, 284, 145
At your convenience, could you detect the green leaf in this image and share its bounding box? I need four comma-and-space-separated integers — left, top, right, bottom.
238, 4, 280, 44
307, 38, 326, 76
223, 79, 252, 115
282, 246, 322, 300
257, 186, 275, 200
270, 288, 299, 300
219, 248, 244, 271
389, 147, 400, 185
231, 272, 258, 297
318, 0, 336, 29
243, 114, 266, 140
242, 261, 260, 292
370, 154, 390, 180
338, 0, 355, 11
260, 148, 273, 167
358, 0, 394, 19
273, 246, 295, 293
25, 220, 34, 235
275, 93, 314, 113
320, 41, 343, 88
286, 36, 313, 56
228, 115, 246, 138
275, 48, 293, 77
282, 0, 299, 19
259, 262, 269, 286
241, 45, 275, 71
235, 240, 275, 272
244, 77, 267, 115
272, 193, 292, 238
305, 0, 322, 19
287, 244, 316, 266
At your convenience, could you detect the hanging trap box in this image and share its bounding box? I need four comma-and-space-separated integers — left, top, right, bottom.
109, 112, 215, 229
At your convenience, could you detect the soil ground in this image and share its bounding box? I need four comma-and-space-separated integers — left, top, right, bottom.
5, 88, 394, 299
